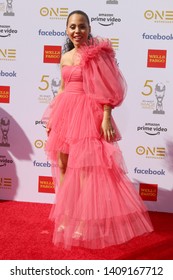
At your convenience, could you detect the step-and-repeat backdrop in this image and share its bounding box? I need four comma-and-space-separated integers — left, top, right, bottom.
1, 0, 173, 213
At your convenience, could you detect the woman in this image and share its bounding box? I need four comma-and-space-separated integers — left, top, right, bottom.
43, 10, 153, 249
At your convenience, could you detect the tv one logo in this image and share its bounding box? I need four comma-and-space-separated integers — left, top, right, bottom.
144, 10, 173, 22
40, 7, 68, 18
110, 38, 119, 50
0, 177, 12, 188
0, 49, 16, 60
34, 140, 46, 149
136, 146, 166, 159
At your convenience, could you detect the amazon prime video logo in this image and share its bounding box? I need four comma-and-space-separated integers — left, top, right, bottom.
91, 13, 121, 26
0, 25, 17, 37
137, 122, 167, 136
0, 155, 13, 167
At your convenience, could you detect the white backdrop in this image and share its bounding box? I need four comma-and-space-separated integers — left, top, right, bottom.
0, 0, 173, 213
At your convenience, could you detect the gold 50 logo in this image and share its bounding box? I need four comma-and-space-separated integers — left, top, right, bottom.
140, 80, 166, 114
38, 75, 60, 104
38, 75, 60, 97
39, 75, 51, 91
141, 80, 166, 97
144, 10, 173, 23
136, 146, 166, 159
141, 80, 154, 96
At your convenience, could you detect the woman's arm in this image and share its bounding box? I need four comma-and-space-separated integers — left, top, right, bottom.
101, 105, 115, 142
57, 57, 65, 95
46, 57, 65, 136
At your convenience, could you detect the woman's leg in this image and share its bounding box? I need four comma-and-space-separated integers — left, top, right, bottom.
58, 152, 69, 186
56, 152, 69, 232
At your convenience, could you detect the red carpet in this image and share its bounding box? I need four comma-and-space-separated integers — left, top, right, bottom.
0, 200, 173, 260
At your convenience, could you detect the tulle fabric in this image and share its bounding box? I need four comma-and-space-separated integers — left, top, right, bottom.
44, 67, 122, 159
75, 37, 127, 108
43, 38, 153, 250
50, 144, 153, 249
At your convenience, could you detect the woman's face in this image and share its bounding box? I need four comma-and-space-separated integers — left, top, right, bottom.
66, 13, 91, 47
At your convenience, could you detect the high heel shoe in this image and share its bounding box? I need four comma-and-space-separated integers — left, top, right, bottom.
72, 231, 83, 239
57, 225, 65, 232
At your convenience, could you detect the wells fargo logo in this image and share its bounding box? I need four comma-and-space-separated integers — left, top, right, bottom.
0, 48, 16, 60
40, 7, 68, 19
139, 183, 158, 201
43, 45, 61, 63
147, 49, 167, 68
0, 86, 10, 103
144, 10, 173, 23
38, 176, 55, 193
136, 146, 166, 159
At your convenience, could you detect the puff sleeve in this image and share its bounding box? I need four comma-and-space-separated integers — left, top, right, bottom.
77, 38, 127, 108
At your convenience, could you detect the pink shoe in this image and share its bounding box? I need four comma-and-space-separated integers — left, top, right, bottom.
57, 225, 65, 232
72, 231, 83, 239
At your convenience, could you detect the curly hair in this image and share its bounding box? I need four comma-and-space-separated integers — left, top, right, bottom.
62, 10, 92, 53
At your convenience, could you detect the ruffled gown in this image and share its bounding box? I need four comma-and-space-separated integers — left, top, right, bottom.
43, 38, 153, 249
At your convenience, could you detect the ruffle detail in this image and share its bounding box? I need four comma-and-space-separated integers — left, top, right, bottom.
75, 37, 115, 65
75, 37, 127, 108
44, 89, 122, 163
50, 158, 153, 249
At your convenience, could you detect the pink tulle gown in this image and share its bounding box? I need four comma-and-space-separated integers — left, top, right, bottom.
43, 38, 153, 250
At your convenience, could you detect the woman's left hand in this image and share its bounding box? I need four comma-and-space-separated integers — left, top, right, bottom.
101, 117, 115, 142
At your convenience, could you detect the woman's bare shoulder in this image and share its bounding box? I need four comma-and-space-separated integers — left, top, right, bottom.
61, 49, 75, 66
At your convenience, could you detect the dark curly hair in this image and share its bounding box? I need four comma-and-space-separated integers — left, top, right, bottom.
62, 10, 92, 53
